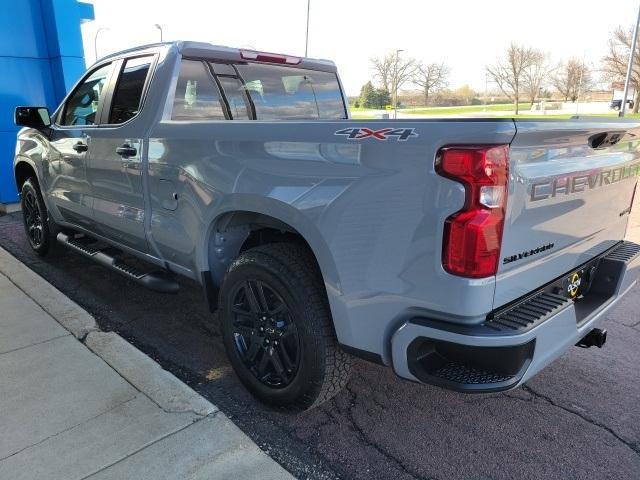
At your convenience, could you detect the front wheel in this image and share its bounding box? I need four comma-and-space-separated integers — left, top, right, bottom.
20, 177, 55, 256
219, 243, 351, 410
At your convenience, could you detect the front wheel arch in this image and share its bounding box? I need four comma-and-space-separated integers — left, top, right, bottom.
14, 161, 38, 192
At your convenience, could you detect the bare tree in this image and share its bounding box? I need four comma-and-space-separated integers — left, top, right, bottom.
602, 25, 640, 113
370, 52, 417, 104
551, 59, 592, 102
370, 54, 394, 92
486, 43, 540, 114
412, 62, 449, 105
523, 51, 550, 106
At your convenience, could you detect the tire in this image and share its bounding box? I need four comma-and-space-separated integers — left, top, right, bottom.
20, 177, 56, 256
219, 243, 352, 410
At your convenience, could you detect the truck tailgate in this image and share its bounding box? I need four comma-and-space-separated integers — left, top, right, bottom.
495, 119, 640, 308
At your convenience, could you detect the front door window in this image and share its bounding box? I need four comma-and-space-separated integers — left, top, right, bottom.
61, 63, 113, 126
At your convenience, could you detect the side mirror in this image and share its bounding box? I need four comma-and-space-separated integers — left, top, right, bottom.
15, 107, 51, 129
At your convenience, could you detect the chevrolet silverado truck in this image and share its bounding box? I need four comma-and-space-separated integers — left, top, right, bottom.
12, 41, 640, 410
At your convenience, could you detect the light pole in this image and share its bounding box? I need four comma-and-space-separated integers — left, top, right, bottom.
620, 3, 640, 117
484, 72, 489, 111
393, 49, 403, 119
154, 24, 163, 42
94, 27, 110, 63
304, 0, 310, 57
576, 53, 586, 116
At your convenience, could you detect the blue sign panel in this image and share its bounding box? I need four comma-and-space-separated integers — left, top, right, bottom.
0, 0, 94, 203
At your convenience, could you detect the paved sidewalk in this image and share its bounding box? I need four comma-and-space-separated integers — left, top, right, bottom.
0, 247, 293, 480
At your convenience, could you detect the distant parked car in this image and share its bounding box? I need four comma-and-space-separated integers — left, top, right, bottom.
611, 99, 634, 110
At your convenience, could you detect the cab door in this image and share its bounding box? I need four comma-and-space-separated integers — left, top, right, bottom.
86, 55, 155, 252
45, 62, 114, 229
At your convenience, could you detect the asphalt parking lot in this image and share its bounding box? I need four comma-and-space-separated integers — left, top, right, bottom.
1, 211, 639, 480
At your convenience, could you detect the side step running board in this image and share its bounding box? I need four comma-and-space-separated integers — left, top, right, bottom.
57, 232, 179, 294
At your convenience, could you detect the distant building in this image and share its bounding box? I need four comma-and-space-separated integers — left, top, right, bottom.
582, 90, 615, 102
610, 82, 636, 101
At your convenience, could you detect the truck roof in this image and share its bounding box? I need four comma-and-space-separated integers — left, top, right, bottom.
97, 41, 337, 72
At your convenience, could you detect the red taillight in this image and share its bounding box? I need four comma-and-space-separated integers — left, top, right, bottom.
436, 145, 509, 278
240, 50, 302, 65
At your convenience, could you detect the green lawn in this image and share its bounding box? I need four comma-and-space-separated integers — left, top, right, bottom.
481, 112, 640, 119
348, 103, 530, 115
349, 108, 640, 120
403, 103, 532, 115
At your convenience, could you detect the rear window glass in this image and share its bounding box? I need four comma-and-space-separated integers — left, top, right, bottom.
217, 76, 251, 120
234, 63, 346, 120
172, 60, 226, 120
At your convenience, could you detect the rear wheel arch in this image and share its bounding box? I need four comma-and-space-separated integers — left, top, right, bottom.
202, 209, 343, 323
206, 210, 335, 287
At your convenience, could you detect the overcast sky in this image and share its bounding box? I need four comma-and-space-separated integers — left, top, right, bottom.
81, 0, 640, 95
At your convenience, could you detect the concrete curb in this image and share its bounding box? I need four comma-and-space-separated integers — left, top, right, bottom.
0, 245, 217, 420
85, 332, 217, 417
0, 203, 21, 215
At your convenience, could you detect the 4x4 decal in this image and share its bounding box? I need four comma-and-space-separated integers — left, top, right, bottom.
334, 127, 418, 141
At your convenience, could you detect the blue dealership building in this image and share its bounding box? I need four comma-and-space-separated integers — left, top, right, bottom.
0, 0, 93, 208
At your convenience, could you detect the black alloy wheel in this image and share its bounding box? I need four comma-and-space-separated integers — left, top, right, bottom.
20, 178, 54, 255
23, 189, 44, 247
230, 279, 301, 388
219, 243, 352, 410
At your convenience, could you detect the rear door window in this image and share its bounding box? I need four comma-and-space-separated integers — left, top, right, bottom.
172, 60, 226, 120
109, 56, 153, 124
234, 63, 346, 120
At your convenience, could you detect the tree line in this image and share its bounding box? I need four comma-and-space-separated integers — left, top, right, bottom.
486, 45, 593, 114
358, 23, 640, 113
488, 23, 640, 114
358, 53, 449, 108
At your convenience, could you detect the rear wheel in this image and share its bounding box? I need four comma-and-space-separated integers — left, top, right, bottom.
20, 178, 56, 256
219, 243, 351, 410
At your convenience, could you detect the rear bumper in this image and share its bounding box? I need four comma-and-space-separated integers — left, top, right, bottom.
390, 241, 640, 393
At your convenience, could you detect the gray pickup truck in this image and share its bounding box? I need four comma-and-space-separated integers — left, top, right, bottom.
13, 41, 640, 410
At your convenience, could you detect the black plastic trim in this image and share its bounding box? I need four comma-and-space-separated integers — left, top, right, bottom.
340, 344, 385, 365
201, 270, 219, 312
57, 232, 179, 294
407, 337, 535, 393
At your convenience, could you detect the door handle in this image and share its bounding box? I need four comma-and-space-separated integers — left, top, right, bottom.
72, 142, 88, 153
116, 144, 137, 158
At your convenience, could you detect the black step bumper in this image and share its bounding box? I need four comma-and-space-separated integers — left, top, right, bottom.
391, 241, 640, 393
